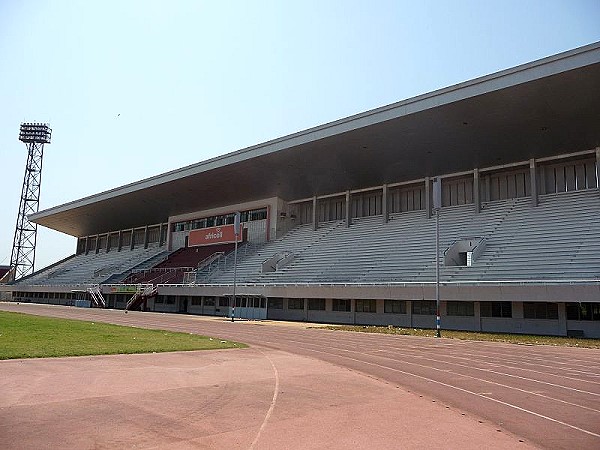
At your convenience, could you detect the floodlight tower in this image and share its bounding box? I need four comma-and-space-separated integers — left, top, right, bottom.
8, 123, 52, 281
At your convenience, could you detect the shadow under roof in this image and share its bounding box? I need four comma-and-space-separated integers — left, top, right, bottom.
30, 42, 600, 237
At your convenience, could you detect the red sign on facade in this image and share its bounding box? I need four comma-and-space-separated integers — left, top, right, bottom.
188, 224, 240, 247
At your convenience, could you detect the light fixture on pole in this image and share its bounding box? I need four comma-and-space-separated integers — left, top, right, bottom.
9, 123, 52, 282
432, 177, 442, 338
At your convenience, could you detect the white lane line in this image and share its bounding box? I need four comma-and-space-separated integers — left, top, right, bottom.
369, 348, 600, 413
249, 349, 280, 450
370, 347, 600, 397
260, 334, 600, 413
273, 331, 600, 394
272, 341, 600, 439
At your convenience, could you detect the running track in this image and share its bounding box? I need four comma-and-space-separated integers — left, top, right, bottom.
2, 303, 599, 449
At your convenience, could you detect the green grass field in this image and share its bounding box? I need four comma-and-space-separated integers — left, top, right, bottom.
0, 311, 246, 360
322, 325, 600, 348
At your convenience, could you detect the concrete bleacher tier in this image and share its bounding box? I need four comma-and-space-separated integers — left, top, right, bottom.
125, 243, 236, 284
14, 245, 167, 286
207, 189, 600, 285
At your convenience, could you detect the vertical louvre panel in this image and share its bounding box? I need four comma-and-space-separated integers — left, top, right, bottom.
555, 167, 566, 192
575, 164, 586, 189
565, 165, 576, 191
524, 171, 531, 196
499, 176, 508, 200
516, 173, 525, 197
442, 180, 451, 207
545, 168, 556, 194
585, 161, 597, 188
464, 180, 473, 204
491, 177, 500, 200
506, 174, 517, 199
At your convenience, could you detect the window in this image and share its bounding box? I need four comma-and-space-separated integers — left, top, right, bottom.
191, 297, 202, 306
480, 302, 512, 318
204, 297, 215, 307
566, 302, 600, 321
308, 299, 326, 310
288, 299, 304, 310
384, 300, 406, 314
268, 298, 283, 309
447, 301, 474, 317
250, 208, 268, 221
355, 299, 377, 313
523, 302, 558, 320
412, 301, 436, 315
332, 299, 351, 312
155, 296, 164, 304
218, 297, 230, 307
165, 296, 175, 305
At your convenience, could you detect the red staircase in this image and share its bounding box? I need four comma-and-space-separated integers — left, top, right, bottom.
123, 244, 236, 285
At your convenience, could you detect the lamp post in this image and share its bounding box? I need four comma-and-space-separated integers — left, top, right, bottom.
433, 177, 442, 338
231, 212, 240, 322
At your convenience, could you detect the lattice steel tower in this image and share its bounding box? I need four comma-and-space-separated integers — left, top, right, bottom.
9, 123, 52, 281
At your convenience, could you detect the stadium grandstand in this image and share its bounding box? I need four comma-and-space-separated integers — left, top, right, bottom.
2, 42, 600, 337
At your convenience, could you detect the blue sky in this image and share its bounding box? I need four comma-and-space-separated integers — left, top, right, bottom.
1, 0, 599, 270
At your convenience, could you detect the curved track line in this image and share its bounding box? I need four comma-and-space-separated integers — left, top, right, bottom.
283, 343, 600, 439
249, 349, 280, 450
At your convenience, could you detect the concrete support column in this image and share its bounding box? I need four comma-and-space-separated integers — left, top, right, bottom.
143, 225, 149, 249
558, 302, 567, 337
530, 159, 538, 207
117, 230, 123, 252
485, 175, 491, 202
303, 298, 308, 322
382, 184, 389, 223
130, 228, 135, 250
425, 177, 431, 219
85, 236, 90, 255
345, 191, 351, 227
166, 222, 173, 251
159, 223, 165, 246
106, 233, 111, 252
95, 235, 100, 254
473, 169, 480, 213
312, 196, 318, 231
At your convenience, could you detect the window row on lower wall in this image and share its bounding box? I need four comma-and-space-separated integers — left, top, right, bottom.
265, 299, 595, 320
10, 292, 600, 322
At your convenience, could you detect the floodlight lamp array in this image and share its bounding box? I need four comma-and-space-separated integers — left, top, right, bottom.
19, 123, 52, 144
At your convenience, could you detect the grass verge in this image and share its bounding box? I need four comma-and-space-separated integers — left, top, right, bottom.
0, 311, 246, 359
321, 325, 600, 348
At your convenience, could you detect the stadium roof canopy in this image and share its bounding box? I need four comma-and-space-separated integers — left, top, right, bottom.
31, 42, 600, 237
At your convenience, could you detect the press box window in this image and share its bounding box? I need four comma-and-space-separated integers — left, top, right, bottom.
447, 301, 474, 317
412, 300, 436, 315
308, 299, 326, 311
523, 302, 558, 320
268, 298, 284, 309
287, 299, 304, 310
384, 300, 406, 314
355, 299, 377, 313
332, 299, 351, 312
480, 302, 512, 318
566, 302, 600, 321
